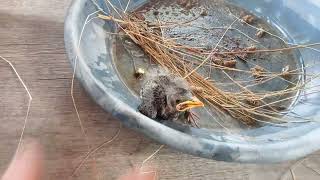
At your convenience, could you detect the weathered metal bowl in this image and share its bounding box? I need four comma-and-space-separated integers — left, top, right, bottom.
64, 0, 320, 163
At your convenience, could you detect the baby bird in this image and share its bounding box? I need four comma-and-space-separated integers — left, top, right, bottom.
138, 68, 204, 127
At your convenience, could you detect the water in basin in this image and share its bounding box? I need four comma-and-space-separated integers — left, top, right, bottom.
112, 0, 303, 131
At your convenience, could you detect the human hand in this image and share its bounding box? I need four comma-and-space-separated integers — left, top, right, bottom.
2, 141, 44, 180
2, 141, 156, 180
118, 168, 156, 180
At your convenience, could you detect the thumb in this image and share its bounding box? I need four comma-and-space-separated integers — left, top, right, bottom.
2, 140, 44, 180
118, 167, 157, 180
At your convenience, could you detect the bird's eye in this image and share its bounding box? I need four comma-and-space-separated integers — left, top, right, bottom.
176, 99, 181, 103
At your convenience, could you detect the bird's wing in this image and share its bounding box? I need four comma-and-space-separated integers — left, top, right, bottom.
140, 80, 158, 100
139, 80, 160, 119
138, 101, 157, 119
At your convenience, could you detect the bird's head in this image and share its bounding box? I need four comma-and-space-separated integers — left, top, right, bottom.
166, 87, 204, 112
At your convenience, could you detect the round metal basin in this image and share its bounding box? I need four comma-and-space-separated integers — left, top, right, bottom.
64, 0, 320, 163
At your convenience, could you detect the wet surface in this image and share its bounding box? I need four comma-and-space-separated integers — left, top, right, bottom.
112, 0, 302, 130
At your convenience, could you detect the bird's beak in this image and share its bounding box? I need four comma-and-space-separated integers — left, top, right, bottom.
176, 97, 204, 112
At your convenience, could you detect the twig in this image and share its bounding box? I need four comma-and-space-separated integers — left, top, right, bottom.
72, 11, 100, 149
229, 10, 320, 55
98, 14, 126, 23
141, 145, 165, 169
290, 168, 296, 180
105, 0, 123, 18
124, 0, 131, 13
98, 10, 320, 125
216, 43, 320, 55
116, 0, 124, 10
303, 163, 320, 176
0, 55, 33, 153
71, 11, 101, 179
280, 158, 306, 180
90, 0, 109, 15
184, 19, 238, 78
70, 123, 122, 177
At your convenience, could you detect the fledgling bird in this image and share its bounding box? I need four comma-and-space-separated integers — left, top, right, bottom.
138, 68, 204, 127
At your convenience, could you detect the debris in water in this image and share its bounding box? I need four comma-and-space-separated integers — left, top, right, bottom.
200, 9, 208, 16
256, 28, 266, 38
281, 65, 291, 79
246, 96, 262, 106
241, 14, 255, 24
153, 10, 159, 16
134, 68, 146, 78
213, 58, 223, 66
245, 46, 257, 51
251, 65, 266, 81
223, 59, 237, 67
177, 0, 196, 9
134, 13, 145, 21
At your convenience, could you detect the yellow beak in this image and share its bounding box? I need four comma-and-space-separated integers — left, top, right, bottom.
176, 97, 204, 112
